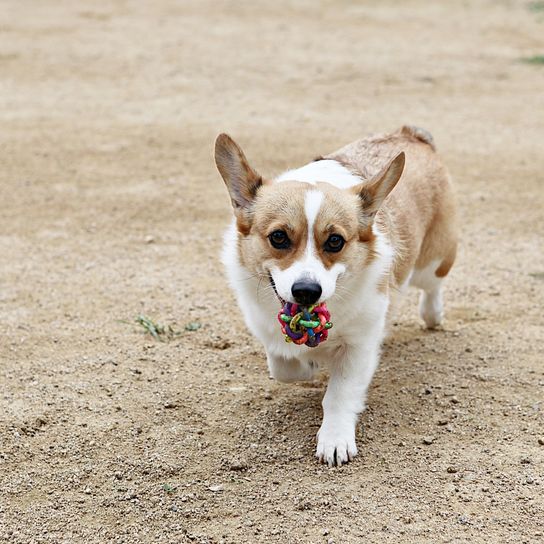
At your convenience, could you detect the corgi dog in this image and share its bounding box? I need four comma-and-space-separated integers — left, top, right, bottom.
214, 126, 457, 466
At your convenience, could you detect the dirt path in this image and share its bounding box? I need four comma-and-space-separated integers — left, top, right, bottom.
1, 1, 543, 542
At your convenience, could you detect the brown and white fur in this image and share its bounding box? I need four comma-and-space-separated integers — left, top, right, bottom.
215, 126, 457, 467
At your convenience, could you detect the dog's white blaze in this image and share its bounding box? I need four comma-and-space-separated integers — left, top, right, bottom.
276, 159, 361, 190
304, 189, 324, 254
301, 189, 326, 281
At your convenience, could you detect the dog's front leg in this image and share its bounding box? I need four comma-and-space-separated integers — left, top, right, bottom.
267, 352, 317, 383
316, 339, 381, 466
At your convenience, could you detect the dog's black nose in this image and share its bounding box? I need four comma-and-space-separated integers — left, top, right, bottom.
291, 280, 322, 306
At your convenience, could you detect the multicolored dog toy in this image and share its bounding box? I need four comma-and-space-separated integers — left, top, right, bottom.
277, 302, 333, 347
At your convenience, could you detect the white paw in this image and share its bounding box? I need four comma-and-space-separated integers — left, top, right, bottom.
267, 354, 317, 383
419, 290, 443, 329
316, 423, 357, 467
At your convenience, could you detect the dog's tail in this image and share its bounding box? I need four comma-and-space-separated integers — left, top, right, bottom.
400, 125, 436, 151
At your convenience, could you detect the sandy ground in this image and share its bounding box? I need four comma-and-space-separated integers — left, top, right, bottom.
1, 1, 543, 543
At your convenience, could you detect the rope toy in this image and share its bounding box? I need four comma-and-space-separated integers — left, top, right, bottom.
277, 302, 333, 347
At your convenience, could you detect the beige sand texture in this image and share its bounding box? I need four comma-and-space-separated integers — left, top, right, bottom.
1, 1, 543, 543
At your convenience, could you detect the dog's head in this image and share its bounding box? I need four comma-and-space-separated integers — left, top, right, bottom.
215, 134, 404, 306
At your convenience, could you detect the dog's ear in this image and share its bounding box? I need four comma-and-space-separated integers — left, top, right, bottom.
352, 152, 405, 217
214, 134, 264, 210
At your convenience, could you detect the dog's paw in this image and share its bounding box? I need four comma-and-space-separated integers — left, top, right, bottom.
267, 354, 317, 383
419, 290, 443, 329
316, 424, 357, 467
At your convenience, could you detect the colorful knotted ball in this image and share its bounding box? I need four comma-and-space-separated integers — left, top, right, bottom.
277, 302, 333, 348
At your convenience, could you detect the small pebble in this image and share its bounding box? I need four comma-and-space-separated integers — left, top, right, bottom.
422, 436, 435, 445
208, 484, 224, 492
538, 438, 544, 446
228, 459, 248, 472
446, 466, 458, 473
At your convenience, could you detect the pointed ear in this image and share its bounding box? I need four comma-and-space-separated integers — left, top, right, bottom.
214, 134, 264, 210
352, 151, 405, 217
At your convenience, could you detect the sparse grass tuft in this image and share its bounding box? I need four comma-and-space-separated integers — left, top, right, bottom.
120, 315, 203, 341
135, 315, 181, 342
162, 483, 177, 494
521, 55, 544, 65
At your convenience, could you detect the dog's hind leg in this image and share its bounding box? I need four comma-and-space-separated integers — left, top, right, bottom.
407, 166, 457, 329
410, 250, 455, 329
419, 284, 444, 329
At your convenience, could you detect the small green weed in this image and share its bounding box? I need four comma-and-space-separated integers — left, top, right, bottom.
135, 315, 181, 342
120, 315, 202, 341
521, 55, 544, 65
162, 483, 177, 494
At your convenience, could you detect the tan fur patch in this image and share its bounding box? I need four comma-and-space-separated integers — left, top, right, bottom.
435, 244, 457, 278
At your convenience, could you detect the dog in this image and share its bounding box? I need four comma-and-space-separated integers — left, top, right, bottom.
214, 126, 457, 466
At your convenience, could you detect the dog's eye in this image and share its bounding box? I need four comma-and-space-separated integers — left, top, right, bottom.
324, 234, 345, 253
269, 230, 291, 250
